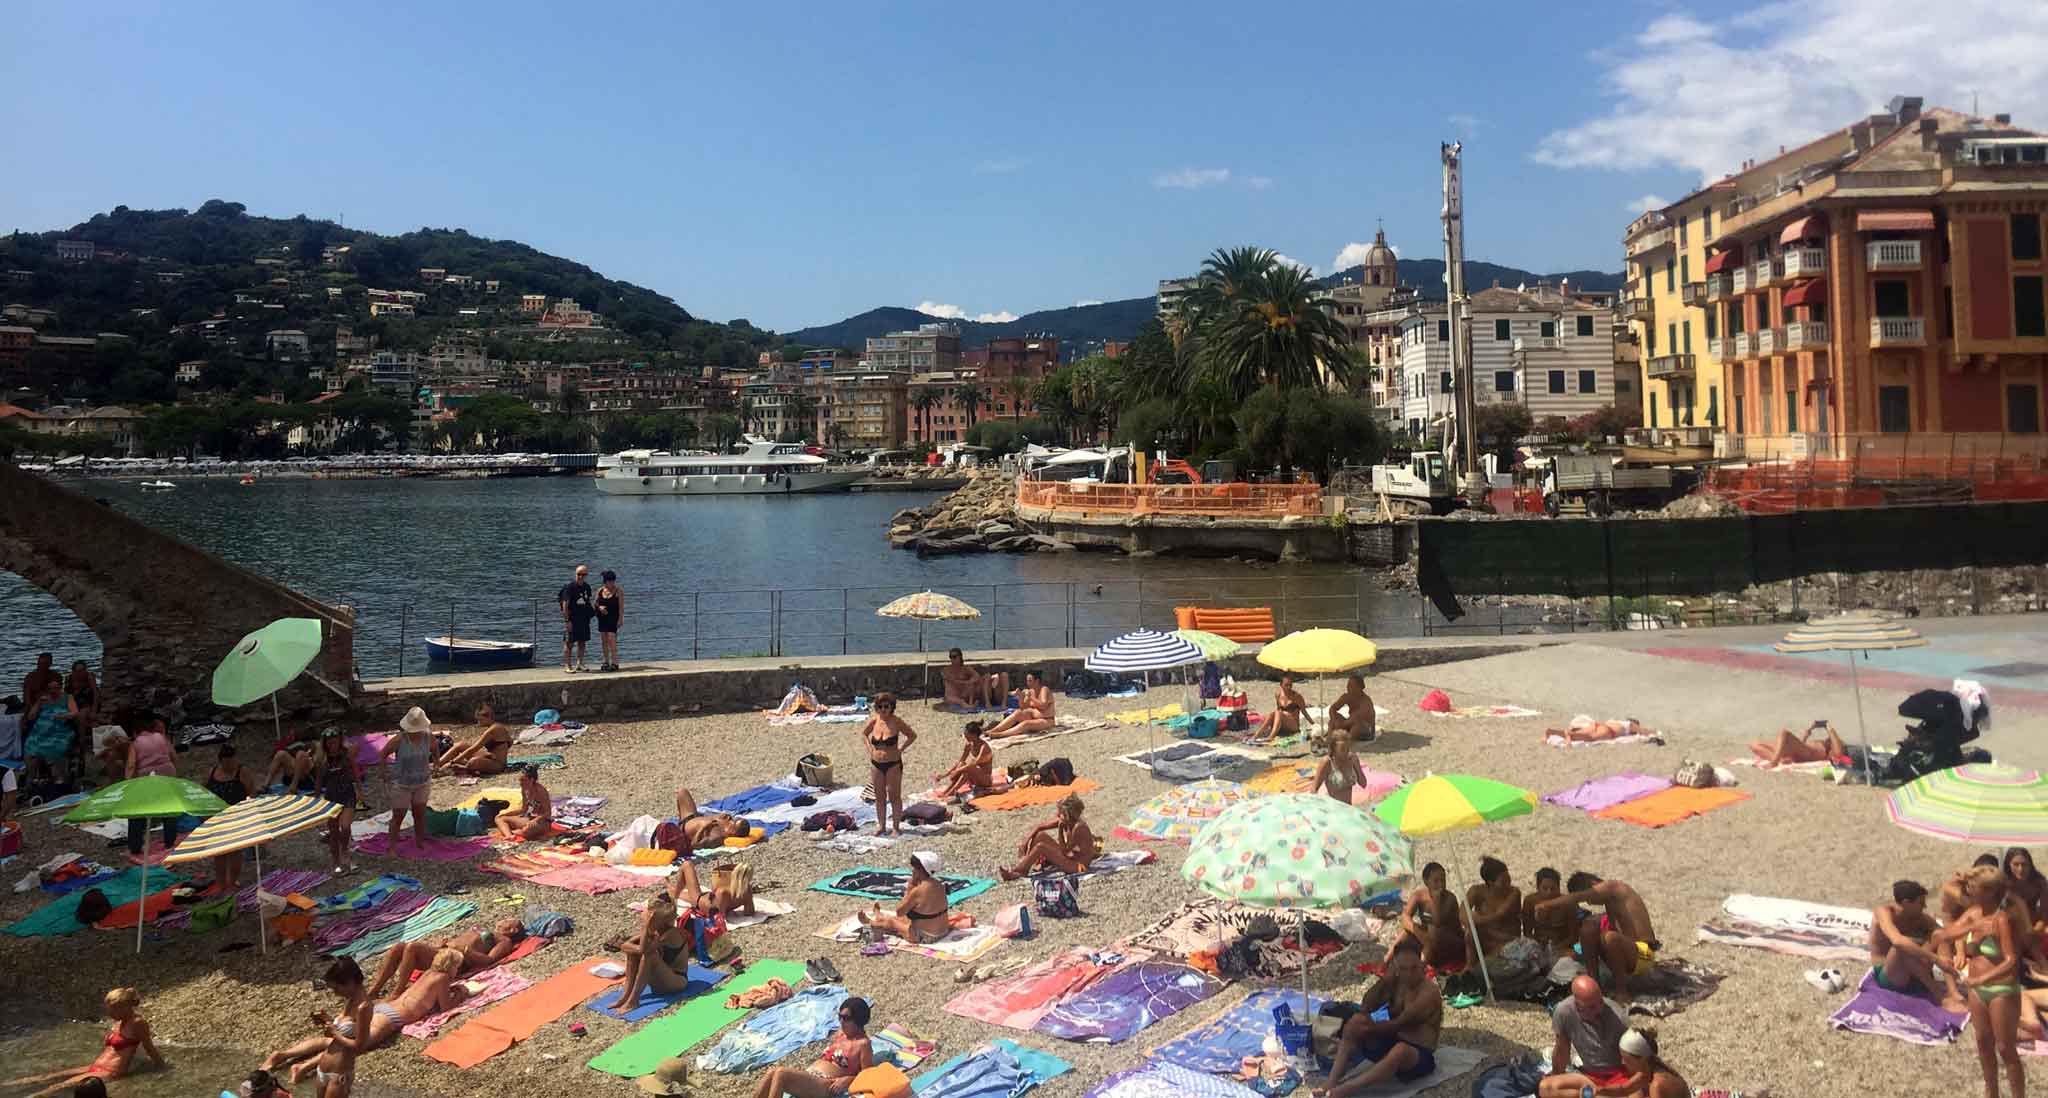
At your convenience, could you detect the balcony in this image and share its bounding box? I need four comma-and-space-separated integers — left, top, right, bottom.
1730, 267, 1750, 295
1627, 225, 1675, 257
1781, 247, 1826, 280
1867, 240, 1923, 270
1646, 353, 1695, 379
1752, 258, 1776, 289
1756, 327, 1780, 356
1513, 335, 1560, 353
1681, 281, 1707, 306
1735, 332, 1758, 359
1704, 273, 1729, 301
1869, 316, 1926, 347
1622, 295, 1653, 320
1783, 320, 1830, 351
1714, 336, 1737, 361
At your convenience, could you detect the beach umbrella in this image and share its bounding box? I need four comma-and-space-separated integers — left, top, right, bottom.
1088, 629, 1204, 770
1174, 629, 1243, 661
1774, 611, 1926, 785
1114, 779, 1254, 844
1257, 628, 1378, 736
1374, 773, 1539, 1001
64, 776, 227, 953
212, 617, 325, 742
1184, 792, 1415, 1004
1887, 764, 2048, 845
877, 591, 982, 700
165, 793, 340, 954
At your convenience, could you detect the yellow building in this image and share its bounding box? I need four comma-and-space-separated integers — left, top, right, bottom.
1623, 182, 1736, 434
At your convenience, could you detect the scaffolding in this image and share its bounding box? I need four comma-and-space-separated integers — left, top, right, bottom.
1705, 433, 2048, 513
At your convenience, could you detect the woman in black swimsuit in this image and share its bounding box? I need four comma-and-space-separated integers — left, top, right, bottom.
315, 731, 358, 875
858, 694, 916, 836
615, 895, 695, 1016
858, 851, 951, 943
593, 571, 624, 672
205, 745, 259, 892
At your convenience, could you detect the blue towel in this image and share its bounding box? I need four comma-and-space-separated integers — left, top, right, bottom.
706, 782, 807, 814
914, 1039, 1072, 1098
584, 963, 729, 1021
698, 984, 849, 1073
43, 870, 119, 896
1147, 988, 1327, 1074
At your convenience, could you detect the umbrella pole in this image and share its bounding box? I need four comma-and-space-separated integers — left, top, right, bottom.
255, 842, 267, 956
1848, 651, 1875, 786
1300, 910, 1311, 1016
1455, 866, 1496, 1002
272, 693, 282, 745
136, 856, 146, 955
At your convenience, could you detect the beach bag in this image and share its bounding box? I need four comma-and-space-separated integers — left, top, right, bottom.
454, 808, 484, 836
903, 802, 949, 825
1312, 1002, 1361, 1059
797, 753, 835, 787
994, 902, 1034, 939
1185, 715, 1219, 740
1006, 759, 1040, 782
189, 893, 235, 933
1036, 757, 1075, 787
76, 888, 112, 925
1223, 709, 1249, 733
473, 798, 509, 828
1034, 874, 1081, 918
1673, 760, 1717, 789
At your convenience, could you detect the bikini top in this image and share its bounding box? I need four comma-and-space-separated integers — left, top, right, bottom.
869, 728, 900, 749
1976, 932, 2005, 960
104, 1025, 139, 1051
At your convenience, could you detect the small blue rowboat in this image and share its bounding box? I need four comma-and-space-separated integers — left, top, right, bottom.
425, 636, 535, 669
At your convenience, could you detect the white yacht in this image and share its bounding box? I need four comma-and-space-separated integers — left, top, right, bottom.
595, 437, 865, 496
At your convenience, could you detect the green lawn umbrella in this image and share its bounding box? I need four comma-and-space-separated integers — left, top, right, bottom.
1173, 629, 1243, 661
212, 617, 325, 740
64, 776, 226, 953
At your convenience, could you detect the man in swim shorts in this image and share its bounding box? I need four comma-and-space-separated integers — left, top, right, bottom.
1320, 938, 1442, 1098
1536, 872, 1661, 1003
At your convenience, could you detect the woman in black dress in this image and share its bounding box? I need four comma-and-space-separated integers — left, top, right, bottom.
594, 570, 625, 672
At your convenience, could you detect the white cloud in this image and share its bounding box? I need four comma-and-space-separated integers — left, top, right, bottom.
1271, 253, 1312, 275
1447, 112, 1483, 131
915, 301, 1016, 324
1626, 194, 1670, 214
974, 157, 1027, 175
973, 310, 1019, 323
1330, 242, 1374, 272
1535, 0, 2048, 182
1245, 175, 1275, 190
1073, 299, 1103, 307
1154, 167, 1231, 189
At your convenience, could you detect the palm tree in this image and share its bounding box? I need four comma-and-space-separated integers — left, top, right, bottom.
956, 384, 985, 430
910, 387, 941, 444
1001, 374, 1032, 421
1196, 257, 1357, 400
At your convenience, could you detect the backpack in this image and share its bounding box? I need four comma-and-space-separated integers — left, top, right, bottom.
652, 821, 687, 852
1673, 760, 1717, 789
903, 802, 950, 825
75, 888, 113, 925
1037, 757, 1075, 787
473, 798, 510, 827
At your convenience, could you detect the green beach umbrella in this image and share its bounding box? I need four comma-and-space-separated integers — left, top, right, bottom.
1887, 764, 2048, 845
1173, 629, 1243, 661
1374, 772, 1538, 1002
64, 776, 226, 953
212, 617, 324, 740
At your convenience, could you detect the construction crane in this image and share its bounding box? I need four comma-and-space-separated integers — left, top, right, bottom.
1440, 140, 1485, 508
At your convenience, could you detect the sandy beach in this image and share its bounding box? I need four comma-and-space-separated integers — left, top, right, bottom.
6, 619, 2045, 1098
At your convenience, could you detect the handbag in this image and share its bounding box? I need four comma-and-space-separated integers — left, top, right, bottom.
1673, 760, 1717, 788
1033, 874, 1081, 918
797, 753, 835, 787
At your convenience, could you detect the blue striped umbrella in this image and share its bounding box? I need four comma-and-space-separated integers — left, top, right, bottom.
163, 794, 340, 955
1085, 628, 1204, 673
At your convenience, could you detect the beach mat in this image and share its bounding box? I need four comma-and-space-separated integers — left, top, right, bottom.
505, 753, 565, 770
810, 866, 997, 904
1147, 987, 1325, 1072
584, 962, 729, 1021
1324, 1045, 1486, 1098
455, 787, 522, 811
1696, 917, 1868, 960
1033, 961, 1222, 1043
1828, 970, 1964, 1045
705, 781, 807, 815
234, 868, 332, 913
586, 958, 807, 1078
529, 864, 647, 895
5, 867, 189, 937
330, 896, 477, 961
313, 891, 432, 953
402, 967, 533, 1039
1625, 958, 1725, 1018
1243, 762, 1318, 794
1592, 785, 1749, 827
1543, 772, 1672, 812
424, 956, 615, 1068
912, 1038, 1072, 1096
354, 833, 493, 861
990, 715, 1111, 751
945, 948, 1115, 1030
1123, 900, 1340, 980
313, 873, 422, 914
971, 779, 1102, 812
479, 845, 589, 880
698, 985, 849, 1074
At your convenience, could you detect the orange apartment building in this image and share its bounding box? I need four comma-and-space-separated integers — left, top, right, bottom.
1695, 98, 2046, 457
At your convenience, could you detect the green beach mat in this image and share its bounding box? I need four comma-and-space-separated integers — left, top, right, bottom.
5, 866, 191, 937
586, 959, 807, 1078
808, 866, 998, 904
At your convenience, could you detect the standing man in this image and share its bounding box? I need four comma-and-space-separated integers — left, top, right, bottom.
558, 565, 594, 673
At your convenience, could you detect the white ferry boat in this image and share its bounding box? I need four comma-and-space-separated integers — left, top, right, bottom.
595, 437, 865, 496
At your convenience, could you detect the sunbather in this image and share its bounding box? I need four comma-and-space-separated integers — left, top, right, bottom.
1305, 729, 1370, 804
857, 851, 952, 942
933, 721, 995, 800
1522, 868, 1578, 955
1546, 715, 1656, 744
615, 894, 696, 1015
1871, 880, 1952, 1004
939, 648, 1007, 710
364, 918, 528, 997
436, 704, 513, 775
2005, 847, 2048, 929
859, 693, 917, 836
362, 948, 471, 1046
264, 728, 319, 794
1000, 794, 1096, 880
1539, 1025, 1688, 1098
1466, 857, 1522, 958
672, 788, 752, 852
669, 858, 755, 918
1319, 938, 1443, 1098
491, 764, 552, 841
1936, 866, 2026, 1097
5, 987, 166, 1098
1326, 675, 1376, 743
983, 671, 1055, 740
1394, 862, 1469, 971
1747, 719, 1846, 766
1536, 872, 1661, 1003
1249, 673, 1306, 744
749, 996, 873, 1098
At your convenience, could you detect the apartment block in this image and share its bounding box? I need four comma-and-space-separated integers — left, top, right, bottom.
865, 323, 961, 373
1396, 285, 1615, 440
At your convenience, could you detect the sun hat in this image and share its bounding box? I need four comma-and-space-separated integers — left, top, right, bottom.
912, 851, 943, 876
399, 707, 433, 734
636, 1056, 691, 1095
1618, 1028, 1653, 1058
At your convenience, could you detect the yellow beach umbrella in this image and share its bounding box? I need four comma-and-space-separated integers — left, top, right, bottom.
1257, 629, 1378, 735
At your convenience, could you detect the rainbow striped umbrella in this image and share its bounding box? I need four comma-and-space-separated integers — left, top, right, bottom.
164, 794, 340, 955
1374, 773, 1537, 836
1887, 764, 2048, 845
1114, 779, 1255, 844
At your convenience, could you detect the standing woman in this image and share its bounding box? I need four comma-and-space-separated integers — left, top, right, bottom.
1942, 864, 2027, 1098
594, 570, 625, 672
23, 677, 77, 785
379, 708, 435, 855
858, 693, 916, 836
123, 711, 180, 856
204, 744, 258, 892
315, 730, 359, 875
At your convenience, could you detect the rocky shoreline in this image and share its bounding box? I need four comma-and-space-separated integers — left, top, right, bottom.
886, 470, 1067, 556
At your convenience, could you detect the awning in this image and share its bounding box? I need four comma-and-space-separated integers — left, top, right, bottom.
1781, 279, 1827, 308
1857, 209, 1935, 232
1780, 215, 1825, 244
1703, 251, 1741, 274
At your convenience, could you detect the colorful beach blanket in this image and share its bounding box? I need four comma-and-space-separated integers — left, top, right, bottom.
1088, 1061, 1265, 1098
1829, 970, 1964, 1044
698, 984, 849, 1073
706, 780, 809, 814
1034, 961, 1221, 1043
945, 949, 1115, 1030
587, 959, 807, 1078
1146, 987, 1325, 1073
353, 834, 493, 861
1625, 958, 1725, 1018
529, 863, 647, 895
312, 873, 423, 914
1696, 894, 1872, 959
423, 956, 614, 1068
972, 779, 1102, 812
1592, 785, 1749, 827
1543, 772, 1673, 812
912, 1038, 1073, 1097
810, 866, 998, 904
402, 967, 533, 1039
328, 896, 477, 961
312, 890, 432, 953
1107, 704, 1184, 726
584, 962, 728, 1021
235, 868, 332, 913
480, 844, 590, 880
1123, 901, 1338, 980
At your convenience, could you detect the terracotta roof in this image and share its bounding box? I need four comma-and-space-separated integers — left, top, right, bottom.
0, 402, 45, 420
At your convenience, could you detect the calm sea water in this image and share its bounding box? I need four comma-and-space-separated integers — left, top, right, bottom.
0, 476, 1434, 680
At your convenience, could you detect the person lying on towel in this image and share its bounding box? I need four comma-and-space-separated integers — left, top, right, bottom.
365, 918, 528, 997
1545, 716, 1657, 744
1747, 719, 1847, 767
1000, 793, 1096, 881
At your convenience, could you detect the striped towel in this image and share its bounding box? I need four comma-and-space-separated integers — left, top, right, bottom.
312, 891, 432, 953
507, 754, 566, 770
331, 896, 478, 961
237, 869, 332, 913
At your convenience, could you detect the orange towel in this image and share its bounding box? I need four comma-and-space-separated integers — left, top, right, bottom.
1592, 786, 1750, 828
970, 778, 1102, 812
1244, 762, 1315, 794
423, 955, 614, 1068
96, 888, 180, 930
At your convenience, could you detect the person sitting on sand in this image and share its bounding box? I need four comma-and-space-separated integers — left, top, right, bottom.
1249, 673, 1306, 744
670, 788, 752, 853
984, 671, 1056, 740
1466, 857, 1523, 958
1538, 975, 1629, 1096
1325, 675, 1376, 743
436, 704, 513, 775
749, 996, 874, 1098
858, 693, 916, 836
1747, 719, 1847, 767
491, 764, 552, 841
1546, 715, 1657, 744
615, 894, 697, 1015
264, 728, 319, 794
365, 918, 527, 997
1395, 862, 1468, 971
262, 958, 373, 1098
1871, 880, 1952, 1003
857, 852, 952, 943
5, 987, 166, 1098
939, 648, 1006, 710
1001, 794, 1096, 881
2006, 847, 2048, 930
1540, 1023, 1687, 1098
1523, 867, 1578, 956
1538, 873, 1661, 1003
1318, 938, 1442, 1098
1305, 728, 1371, 805
669, 858, 756, 919
934, 721, 995, 800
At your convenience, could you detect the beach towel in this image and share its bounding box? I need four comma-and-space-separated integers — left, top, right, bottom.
329, 896, 477, 961
873, 1022, 940, 1069
1107, 704, 1184, 726
1116, 742, 1216, 767
1243, 762, 1318, 795
1087, 1061, 1263, 1098
1625, 958, 1725, 1018
584, 962, 729, 1021
990, 715, 1112, 751
1428, 704, 1542, 719
1034, 961, 1222, 1043
529, 863, 647, 895
893, 923, 1007, 963
587, 958, 808, 1078
402, 967, 533, 1039
945, 949, 1116, 1030
455, 787, 522, 812
706, 780, 808, 815
1321, 1046, 1486, 1098
1053, 849, 1157, 882
972, 779, 1102, 812
312, 890, 432, 953
96, 886, 186, 930
1544, 733, 1659, 749
505, 753, 565, 770
1146, 987, 1325, 1073
1119, 746, 1268, 784
1124, 901, 1339, 980
811, 866, 998, 904
1543, 772, 1673, 812
312, 873, 423, 914
912, 1039, 1073, 1098
479, 844, 589, 881
1722, 893, 1874, 935
1695, 918, 1868, 960
1828, 970, 1964, 1045
4, 870, 178, 938
423, 956, 615, 1068
725, 899, 795, 928
697, 984, 849, 1073
234, 868, 331, 913
353, 833, 493, 861
1592, 786, 1749, 827
747, 785, 877, 828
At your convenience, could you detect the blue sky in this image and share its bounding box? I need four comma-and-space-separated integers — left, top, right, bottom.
6, 1, 2043, 331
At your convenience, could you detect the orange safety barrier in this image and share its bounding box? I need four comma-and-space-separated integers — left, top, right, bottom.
1704, 432, 2048, 513
1017, 481, 1322, 518
1174, 605, 1277, 643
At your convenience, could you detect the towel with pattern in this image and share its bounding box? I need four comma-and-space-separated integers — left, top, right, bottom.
402, 967, 534, 1039
1145, 987, 1325, 1073
945, 949, 1116, 1030
354, 834, 494, 861
911, 1038, 1073, 1098
480, 845, 589, 880
312, 873, 423, 914
328, 897, 478, 961
1033, 961, 1222, 1043
1829, 970, 1965, 1044
1123, 900, 1339, 979
312, 890, 432, 953
697, 984, 850, 1073
1086, 1061, 1263, 1098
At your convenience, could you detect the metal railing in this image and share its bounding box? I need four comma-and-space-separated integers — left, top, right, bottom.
1646, 353, 1695, 379
1016, 481, 1323, 517
1731, 266, 1751, 294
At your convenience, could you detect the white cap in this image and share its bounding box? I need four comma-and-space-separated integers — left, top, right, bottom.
913, 851, 943, 876
1618, 1029, 1653, 1058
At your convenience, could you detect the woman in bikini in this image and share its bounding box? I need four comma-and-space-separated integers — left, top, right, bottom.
1939, 865, 2026, 1097
204, 744, 259, 892
437, 704, 513, 775
1746, 719, 1847, 767
492, 765, 553, 841
1000, 794, 1096, 881
984, 671, 1055, 740
615, 894, 697, 1016
7, 987, 166, 1097
671, 788, 751, 852
267, 958, 374, 1098
749, 996, 874, 1098
1307, 729, 1371, 805
1250, 673, 1306, 744
669, 857, 757, 919
858, 852, 952, 943
314, 730, 358, 875
1394, 862, 1469, 971
858, 693, 915, 835
934, 721, 994, 800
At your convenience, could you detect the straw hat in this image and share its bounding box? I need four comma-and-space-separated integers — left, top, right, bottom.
399, 707, 433, 734
636, 1057, 690, 1095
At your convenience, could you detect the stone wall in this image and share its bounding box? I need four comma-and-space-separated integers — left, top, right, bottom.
0, 463, 355, 721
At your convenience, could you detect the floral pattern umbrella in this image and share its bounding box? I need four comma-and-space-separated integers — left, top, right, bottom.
1173, 629, 1243, 661
1114, 780, 1256, 844
1182, 793, 1415, 909
875, 591, 982, 621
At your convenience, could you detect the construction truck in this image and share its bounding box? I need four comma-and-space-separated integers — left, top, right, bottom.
1349, 451, 1460, 516
1531, 453, 1678, 516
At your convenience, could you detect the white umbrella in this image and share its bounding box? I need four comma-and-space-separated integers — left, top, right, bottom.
1775, 611, 1927, 785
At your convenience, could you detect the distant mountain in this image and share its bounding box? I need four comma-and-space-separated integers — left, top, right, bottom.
785, 258, 1624, 353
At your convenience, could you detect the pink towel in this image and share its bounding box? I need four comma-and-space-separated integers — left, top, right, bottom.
403, 968, 535, 1038
528, 864, 646, 895
354, 834, 493, 861
1543, 773, 1673, 812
